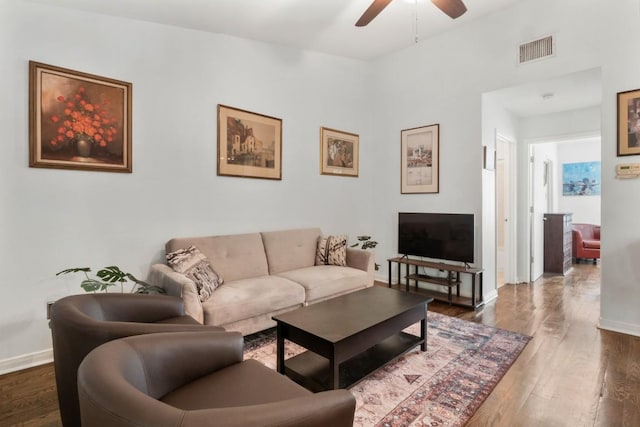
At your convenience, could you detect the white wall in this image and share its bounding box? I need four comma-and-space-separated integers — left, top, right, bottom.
0, 0, 375, 366
520, 106, 602, 142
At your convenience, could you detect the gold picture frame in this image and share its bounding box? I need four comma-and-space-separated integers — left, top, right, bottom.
401, 124, 439, 194
29, 61, 132, 173
320, 127, 359, 177
617, 88, 640, 156
217, 104, 282, 180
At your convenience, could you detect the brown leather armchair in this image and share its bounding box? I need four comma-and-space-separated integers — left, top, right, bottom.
572, 223, 601, 264
50, 293, 224, 427
77, 331, 356, 427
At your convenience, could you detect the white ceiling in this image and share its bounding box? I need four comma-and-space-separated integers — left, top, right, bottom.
28, 0, 602, 117
29, 0, 523, 60
489, 68, 603, 118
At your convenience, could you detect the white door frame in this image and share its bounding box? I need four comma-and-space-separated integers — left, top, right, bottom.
496, 132, 517, 284
529, 143, 551, 282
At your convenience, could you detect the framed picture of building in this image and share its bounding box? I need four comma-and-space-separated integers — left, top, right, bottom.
401, 124, 439, 194
320, 127, 359, 177
29, 61, 132, 173
617, 88, 640, 156
217, 105, 282, 180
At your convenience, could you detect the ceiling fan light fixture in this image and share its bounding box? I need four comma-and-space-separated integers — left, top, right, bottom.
356, 0, 466, 27
355, 0, 393, 27
431, 0, 467, 19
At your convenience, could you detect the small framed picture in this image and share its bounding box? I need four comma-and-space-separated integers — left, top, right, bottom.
483, 146, 496, 170
320, 127, 359, 177
217, 104, 282, 180
401, 124, 439, 194
29, 61, 132, 173
617, 88, 640, 156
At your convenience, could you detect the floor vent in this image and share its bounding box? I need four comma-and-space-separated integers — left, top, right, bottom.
519, 35, 554, 64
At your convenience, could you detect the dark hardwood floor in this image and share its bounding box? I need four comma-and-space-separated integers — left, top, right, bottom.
1, 263, 638, 426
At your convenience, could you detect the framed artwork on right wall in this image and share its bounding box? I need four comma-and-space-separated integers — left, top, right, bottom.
617, 88, 640, 156
400, 124, 439, 194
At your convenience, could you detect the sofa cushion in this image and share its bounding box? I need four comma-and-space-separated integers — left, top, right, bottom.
261, 228, 321, 274
315, 235, 347, 267
201, 276, 305, 326
166, 246, 222, 302
276, 265, 369, 304
166, 233, 269, 282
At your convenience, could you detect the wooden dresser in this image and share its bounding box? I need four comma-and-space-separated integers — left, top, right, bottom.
543, 213, 573, 275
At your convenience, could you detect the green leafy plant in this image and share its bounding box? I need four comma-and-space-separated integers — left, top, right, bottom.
351, 235, 380, 271
56, 266, 165, 294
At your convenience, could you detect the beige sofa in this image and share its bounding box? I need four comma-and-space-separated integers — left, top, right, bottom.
149, 228, 375, 335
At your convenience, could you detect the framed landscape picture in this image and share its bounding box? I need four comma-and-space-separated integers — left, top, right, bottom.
217, 104, 282, 180
401, 124, 439, 194
562, 161, 601, 196
29, 61, 132, 173
320, 127, 359, 177
617, 88, 640, 156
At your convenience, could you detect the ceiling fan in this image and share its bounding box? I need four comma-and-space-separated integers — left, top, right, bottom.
355, 0, 467, 27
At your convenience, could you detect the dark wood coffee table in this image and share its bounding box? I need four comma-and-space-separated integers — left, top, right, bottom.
272, 286, 433, 391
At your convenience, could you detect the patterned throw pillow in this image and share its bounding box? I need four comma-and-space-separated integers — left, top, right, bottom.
315, 235, 347, 267
166, 246, 223, 302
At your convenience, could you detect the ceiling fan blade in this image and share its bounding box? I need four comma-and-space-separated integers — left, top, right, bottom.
355, 0, 393, 27
431, 0, 467, 19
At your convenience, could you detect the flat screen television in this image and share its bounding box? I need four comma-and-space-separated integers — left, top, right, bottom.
398, 212, 475, 263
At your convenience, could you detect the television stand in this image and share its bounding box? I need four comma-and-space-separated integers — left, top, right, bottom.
387, 257, 484, 309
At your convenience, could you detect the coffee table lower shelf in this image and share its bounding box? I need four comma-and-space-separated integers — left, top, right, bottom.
283, 331, 422, 392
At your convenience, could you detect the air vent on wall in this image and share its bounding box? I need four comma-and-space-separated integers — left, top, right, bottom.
519, 35, 554, 64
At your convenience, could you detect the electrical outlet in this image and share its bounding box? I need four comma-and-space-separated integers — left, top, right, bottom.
47, 301, 55, 320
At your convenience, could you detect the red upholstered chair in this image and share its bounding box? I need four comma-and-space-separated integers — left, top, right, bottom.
572, 223, 601, 264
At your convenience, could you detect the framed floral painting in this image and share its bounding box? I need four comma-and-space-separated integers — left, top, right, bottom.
401, 124, 439, 194
217, 104, 282, 180
320, 127, 359, 177
29, 61, 132, 173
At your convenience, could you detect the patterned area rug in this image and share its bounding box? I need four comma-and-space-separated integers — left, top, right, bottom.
244, 311, 531, 427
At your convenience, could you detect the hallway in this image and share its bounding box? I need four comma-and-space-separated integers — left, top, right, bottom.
439, 264, 640, 427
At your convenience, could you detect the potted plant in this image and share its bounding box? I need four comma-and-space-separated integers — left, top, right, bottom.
351, 235, 380, 271
56, 266, 165, 294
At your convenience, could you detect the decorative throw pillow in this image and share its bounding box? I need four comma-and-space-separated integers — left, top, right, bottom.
315, 235, 347, 267
166, 246, 223, 302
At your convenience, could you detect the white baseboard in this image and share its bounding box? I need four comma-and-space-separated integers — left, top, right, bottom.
598, 318, 640, 338
483, 289, 498, 304
0, 348, 53, 375
374, 272, 388, 283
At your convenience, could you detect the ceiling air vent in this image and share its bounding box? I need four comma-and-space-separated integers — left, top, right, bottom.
519, 35, 554, 64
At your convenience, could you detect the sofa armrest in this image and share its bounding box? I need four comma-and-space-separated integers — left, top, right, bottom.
148, 264, 204, 324
346, 247, 374, 273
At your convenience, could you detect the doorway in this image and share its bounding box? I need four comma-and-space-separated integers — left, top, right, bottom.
496, 135, 516, 287
527, 135, 602, 281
